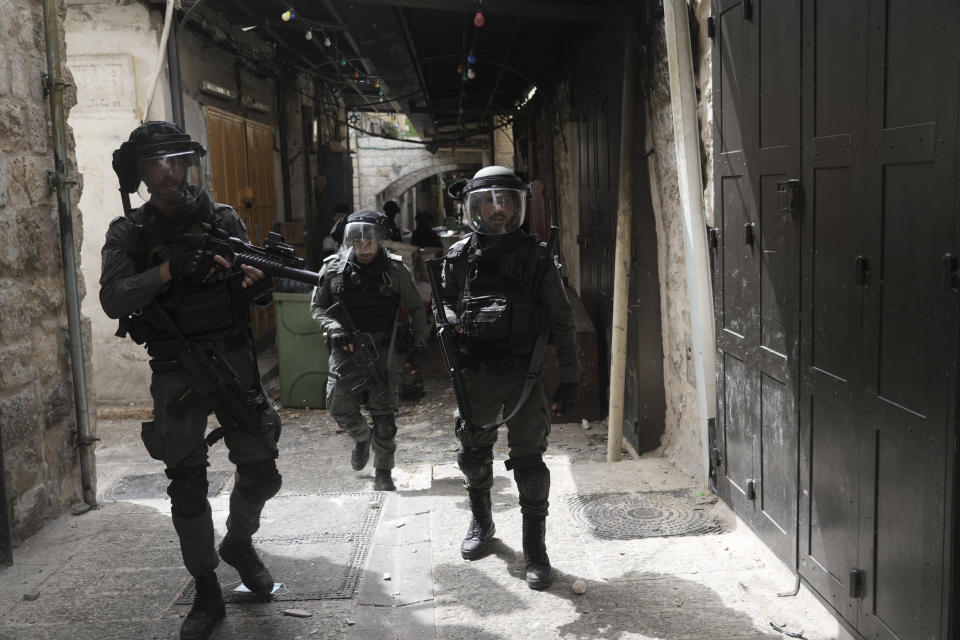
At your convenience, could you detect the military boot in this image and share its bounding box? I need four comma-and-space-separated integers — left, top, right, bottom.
522, 515, 553, 589
180, 571, 225, 640
351, 439, 371, 471
461, 489, 495, 560
374, 468, 396, 491
218, 535, 274, 597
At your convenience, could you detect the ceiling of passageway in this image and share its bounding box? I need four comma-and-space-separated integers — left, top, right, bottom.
196, 0, 623, 144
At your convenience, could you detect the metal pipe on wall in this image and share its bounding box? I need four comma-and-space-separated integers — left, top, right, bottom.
607, 33, 637, 463
42, 0, 97, 508
663, 0, 717, 479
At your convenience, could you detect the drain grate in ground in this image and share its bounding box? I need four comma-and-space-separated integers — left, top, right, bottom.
175, 492, 383, 603
564, 490, 723, 540
103, 470, 233, 501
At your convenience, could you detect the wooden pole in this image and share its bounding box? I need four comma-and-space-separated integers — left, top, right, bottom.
607, 33, 637, 462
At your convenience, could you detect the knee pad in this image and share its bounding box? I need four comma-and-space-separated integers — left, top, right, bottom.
166, 466, 209, 518
509, 455, 550, 510
371, 413, 397, 440
457, 446, 493, 486
235, 459, 283, 504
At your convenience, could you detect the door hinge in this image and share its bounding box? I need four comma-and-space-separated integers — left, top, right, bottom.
707, 15, 716, 39
849, 568, 864, 599
708, 227, 719, 248
854, 255, 870, 286
743, 0, 753, 20
746, 479, 756, 500
943, 253, 958, 290
744, 222, 756, 246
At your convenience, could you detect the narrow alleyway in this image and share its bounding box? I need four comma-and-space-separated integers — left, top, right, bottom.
0, 349, 850, 640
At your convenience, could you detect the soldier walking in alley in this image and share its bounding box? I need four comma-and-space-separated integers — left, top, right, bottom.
310, 209, 428, 491
431, 166, 580, 590
99, 122, 283, 640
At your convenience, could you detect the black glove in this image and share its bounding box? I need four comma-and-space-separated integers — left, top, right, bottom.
551, 382, 580, 415
408, 344, 427, 371
167, 247, 216, 283
328, 329, 354, 351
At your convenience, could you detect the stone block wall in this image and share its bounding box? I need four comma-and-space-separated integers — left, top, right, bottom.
0, 0, 90, 545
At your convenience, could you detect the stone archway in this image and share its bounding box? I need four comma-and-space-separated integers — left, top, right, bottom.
377, 162, 481, 204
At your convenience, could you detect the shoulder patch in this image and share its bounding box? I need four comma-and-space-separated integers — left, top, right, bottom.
389, 253, 404, 262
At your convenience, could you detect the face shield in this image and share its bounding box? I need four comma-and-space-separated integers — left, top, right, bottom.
464, 187, 526, 235
341, 220, 387, 264
136, 146, 206, 211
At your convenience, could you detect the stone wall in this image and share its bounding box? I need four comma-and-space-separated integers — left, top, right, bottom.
350, 118, 484, 215
1, 0, 91, 544
642, 0, 713, 477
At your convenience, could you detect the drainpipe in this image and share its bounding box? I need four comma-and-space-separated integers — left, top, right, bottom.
607, 33, 636, 463
663, 0, 717, 478
42, 0, 97, 508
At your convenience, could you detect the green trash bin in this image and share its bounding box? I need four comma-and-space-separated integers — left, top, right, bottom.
274, 291, 329, 408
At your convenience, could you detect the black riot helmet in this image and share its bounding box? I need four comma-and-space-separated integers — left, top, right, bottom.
447, 166, 530, 235
112, 121, 207, 213
340, 209, 393, 265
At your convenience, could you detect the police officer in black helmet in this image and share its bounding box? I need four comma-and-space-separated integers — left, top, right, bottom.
310, 209, 428, 491
437, 166, 580, 590
100, 122, 282, 640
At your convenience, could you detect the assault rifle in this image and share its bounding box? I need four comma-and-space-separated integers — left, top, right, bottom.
424, 257, 474, 438
324, 301, 394, 409
140, 224, 321, 287
143, 301, 272, 444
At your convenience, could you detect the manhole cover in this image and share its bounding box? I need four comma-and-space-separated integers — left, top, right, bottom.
176, 492, 383, 603
564, 491, 723, 540
103, 470, 232, 501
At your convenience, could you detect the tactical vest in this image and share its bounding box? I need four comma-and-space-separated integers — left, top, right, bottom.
449, 231, 549, 357
121, 203, 248, 345
328, 250, 400, 334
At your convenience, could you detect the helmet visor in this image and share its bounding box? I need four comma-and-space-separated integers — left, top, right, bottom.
136, 149, 206, 209
341, 221, 387, 262
465, 187, 526, 234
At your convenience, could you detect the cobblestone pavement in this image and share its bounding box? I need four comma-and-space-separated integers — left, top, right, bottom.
0, 349, 853, 640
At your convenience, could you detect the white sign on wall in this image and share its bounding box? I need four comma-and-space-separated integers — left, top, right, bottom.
69, 54, 136, 113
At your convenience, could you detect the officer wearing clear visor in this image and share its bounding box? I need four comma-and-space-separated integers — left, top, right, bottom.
311, 209, 428, 492
100, 122, 282, 640
436, 166, 580, 590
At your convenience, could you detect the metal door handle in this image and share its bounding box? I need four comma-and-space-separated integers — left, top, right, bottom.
854, 256, 870, 286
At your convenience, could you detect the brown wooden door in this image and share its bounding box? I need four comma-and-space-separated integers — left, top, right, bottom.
205, 107, 279, 343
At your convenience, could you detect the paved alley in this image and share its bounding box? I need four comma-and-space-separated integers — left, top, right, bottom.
0, 353, 852, 640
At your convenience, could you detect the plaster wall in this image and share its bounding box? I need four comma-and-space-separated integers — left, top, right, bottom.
2, 0, 91, 544
65, 1, 170, 406
643, 0, 713, 478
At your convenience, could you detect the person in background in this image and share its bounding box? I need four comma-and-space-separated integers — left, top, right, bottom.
411, 210, 443, 249
382, 200, 404, 240
322, 203, 351, 258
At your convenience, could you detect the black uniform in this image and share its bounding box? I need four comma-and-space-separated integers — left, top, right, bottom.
100, 192, 282, 579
